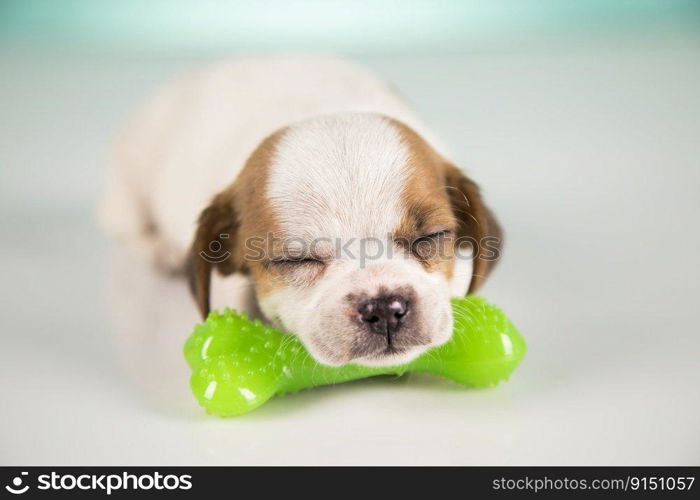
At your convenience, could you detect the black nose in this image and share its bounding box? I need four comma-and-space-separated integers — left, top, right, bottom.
357, 295, 409, 336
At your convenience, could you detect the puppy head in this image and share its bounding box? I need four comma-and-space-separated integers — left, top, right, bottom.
188, 113, 501, 367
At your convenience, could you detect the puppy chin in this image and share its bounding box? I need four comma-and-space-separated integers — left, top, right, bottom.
352, 316, 453, 367
351, 345, 429, 368
301, 340, 427, 368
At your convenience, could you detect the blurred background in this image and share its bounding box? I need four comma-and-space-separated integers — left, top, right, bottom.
1, 0, 699, 208
1, 1, 699, 465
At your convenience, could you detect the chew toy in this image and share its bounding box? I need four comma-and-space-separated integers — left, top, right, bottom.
184, 296, 525, 417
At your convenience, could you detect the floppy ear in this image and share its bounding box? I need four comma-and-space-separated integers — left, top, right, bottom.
443, 163, 503, 294
186, 191, 242, 318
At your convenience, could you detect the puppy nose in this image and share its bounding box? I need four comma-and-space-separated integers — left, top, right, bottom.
357, 295, 409, 335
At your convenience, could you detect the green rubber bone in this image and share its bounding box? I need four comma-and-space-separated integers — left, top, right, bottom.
184, 296, 526, 417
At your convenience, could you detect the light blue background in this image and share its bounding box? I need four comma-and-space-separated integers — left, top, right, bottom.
2, 0, 699, 52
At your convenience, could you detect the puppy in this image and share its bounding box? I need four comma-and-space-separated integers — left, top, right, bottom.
99, 56, 502, 367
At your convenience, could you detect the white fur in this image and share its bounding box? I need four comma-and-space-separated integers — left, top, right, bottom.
450, 247, 474, 297
268, 114, 409, 242
100, 55, 471, 366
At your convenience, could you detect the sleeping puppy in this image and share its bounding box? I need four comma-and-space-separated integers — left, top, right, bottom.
100, 56, 502, 367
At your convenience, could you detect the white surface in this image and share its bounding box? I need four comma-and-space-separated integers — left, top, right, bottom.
1, 36, 699, 465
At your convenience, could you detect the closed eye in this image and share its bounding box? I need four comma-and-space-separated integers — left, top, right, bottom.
414, 230, 451, 243
411, 230, 452, 260
267, 257, 324, 268
266, 256, 326, 287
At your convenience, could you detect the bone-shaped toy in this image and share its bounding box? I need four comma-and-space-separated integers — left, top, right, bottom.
184, 296, 526, 417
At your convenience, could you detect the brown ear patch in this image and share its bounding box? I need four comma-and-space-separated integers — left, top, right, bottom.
186, 190, 241, 318
388, 118, 456, 279
443, 163, 503, 293
186, 128, 286, 318
388, 117, 503, 295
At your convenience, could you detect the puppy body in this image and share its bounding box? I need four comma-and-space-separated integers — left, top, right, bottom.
100, 56, 501, 367
101, 56, 439, 265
